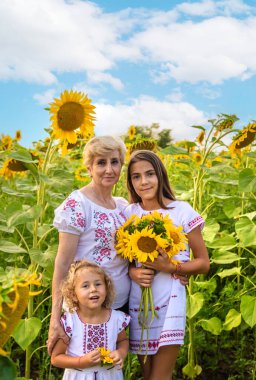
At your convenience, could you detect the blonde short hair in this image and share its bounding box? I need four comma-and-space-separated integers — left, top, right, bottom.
83, 136, 126, 167
61, 260, 116, 312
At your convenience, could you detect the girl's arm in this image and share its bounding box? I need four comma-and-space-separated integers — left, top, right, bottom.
128, 262, 155, 288
51, 338, 101, 369
108, 330, 129, 368
144, 226, 210, 275
47, 232, 80, 354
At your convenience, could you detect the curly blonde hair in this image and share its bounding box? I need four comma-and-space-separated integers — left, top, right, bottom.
61, 260, 116, 312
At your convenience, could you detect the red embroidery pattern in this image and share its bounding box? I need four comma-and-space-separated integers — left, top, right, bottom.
187, 216, 203, 229
83, 324, 107, 353
130, 330, 184, 352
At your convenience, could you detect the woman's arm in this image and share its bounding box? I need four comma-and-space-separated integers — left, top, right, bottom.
143, 226, 210, 276
109, 330, 129, 368
51, 339, 101, 369
47, 232, 80, 355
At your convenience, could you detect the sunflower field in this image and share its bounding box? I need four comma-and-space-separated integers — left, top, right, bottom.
0, 91, 255, 380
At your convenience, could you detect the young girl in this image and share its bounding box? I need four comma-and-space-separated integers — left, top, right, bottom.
51, 260, 130, 380
126, 150, 210, 380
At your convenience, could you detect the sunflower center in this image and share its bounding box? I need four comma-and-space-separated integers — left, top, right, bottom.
7, 159, 27, 172
137, 236, 157, 253
169, 232, 181, 244
235, 130, 255, 149
57, 102, 85, 131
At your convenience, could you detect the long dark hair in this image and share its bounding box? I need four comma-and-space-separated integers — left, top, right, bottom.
127, 150, 176, 209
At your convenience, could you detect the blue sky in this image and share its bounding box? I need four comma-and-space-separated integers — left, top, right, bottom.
1, 0, 256, 147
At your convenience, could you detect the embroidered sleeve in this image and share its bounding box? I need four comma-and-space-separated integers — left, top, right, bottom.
182, 202, 204, 233
60, 312, 73, 338
53, 192, 86, 235
117, 311, 131, 333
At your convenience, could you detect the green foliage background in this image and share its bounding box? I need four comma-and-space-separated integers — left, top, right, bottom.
0, 114, 255, 380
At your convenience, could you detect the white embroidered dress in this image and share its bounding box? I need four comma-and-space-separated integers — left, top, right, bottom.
53, 190, 130, 309
61, 309, 130, 380
125, 201, 204, 355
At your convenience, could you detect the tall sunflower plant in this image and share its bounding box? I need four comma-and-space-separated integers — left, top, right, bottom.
115, 211, 187, 358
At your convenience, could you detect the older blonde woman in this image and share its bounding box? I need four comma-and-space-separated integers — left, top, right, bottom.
47, 136, 131, 354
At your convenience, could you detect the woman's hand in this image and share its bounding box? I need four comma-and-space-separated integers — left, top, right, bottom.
143, 248, 174, 273
47, 319, 69, 355
129, 265, 154, 287
173, 273, 189, 286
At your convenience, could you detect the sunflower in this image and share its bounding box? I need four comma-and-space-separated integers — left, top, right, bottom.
214, 114, 238, 135
166, 225, 188, 256
196, 131, 205, 145
1, 135, 12, 151
49, 90, 95, 144
15, 130, 22, 141
99, 347, 114, 365
229, 122, 256, 154
75, 167, 91, 183
130, 228, 168, 262
0, 271, 41, 354
115, 229, 134, 262
0, 159, 28, 179
192, 153, 202, 164
128, 125, 136, 140
129, 138, 157, 154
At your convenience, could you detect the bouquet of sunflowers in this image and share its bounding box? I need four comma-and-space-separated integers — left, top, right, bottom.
115, 211, 187, 356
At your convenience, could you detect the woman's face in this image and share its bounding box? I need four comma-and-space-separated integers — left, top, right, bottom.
88, 149, 122, 188
130, 160, 159, 203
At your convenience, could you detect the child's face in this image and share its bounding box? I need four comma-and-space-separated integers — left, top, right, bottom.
74, 268, 107, 310
130, 160, 159, 202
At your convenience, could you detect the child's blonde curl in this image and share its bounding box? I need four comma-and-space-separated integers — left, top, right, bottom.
61, 260, 116, 312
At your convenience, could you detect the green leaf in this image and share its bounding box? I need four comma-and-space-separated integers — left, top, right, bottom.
12, 317, 42, 350
0, 356, 17, 380
191, 125, 206, 131
194, 279, 217, 293
207, 234, 237, 250
238, 168, 256, 192
240, 295, 256, 328
198, 317, 222, 335
9, 149, 36, 163
203, 219, 220, 242
218, 267, 241, 278
29, 245, 57, 268
223, 203, 242, 218
182, 363, 202, 377
212, 250, 244, 264
7, 205, 42, 227
161, 145, 188, 155
0, 240, 27, 254
186, 292, 204, 319
235, 217, 256, 247
1, 187, 34, 198
223, 309, 241, 331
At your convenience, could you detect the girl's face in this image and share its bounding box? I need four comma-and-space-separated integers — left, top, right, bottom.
74, 268, 107, 311
87, 150, 122, 188
130, 160, 159, 203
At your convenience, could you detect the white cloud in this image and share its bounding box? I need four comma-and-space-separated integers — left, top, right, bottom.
94, 96, 206, 141
33, 89, 56, 105
0, 0, 256, 88
87, 72, 124, 91
131, 16, 256, 84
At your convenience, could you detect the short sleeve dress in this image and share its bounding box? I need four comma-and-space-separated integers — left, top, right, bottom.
60, 309, 131, 380
53, 190, 130, 309
125, 201, 204, 355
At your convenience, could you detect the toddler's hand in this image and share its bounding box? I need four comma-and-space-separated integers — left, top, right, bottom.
108, 350, 124, 368
79, 349, 101, 368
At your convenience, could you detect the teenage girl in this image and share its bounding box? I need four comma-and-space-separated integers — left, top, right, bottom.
126, 150, 210, 380
51, 260, 130, 380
